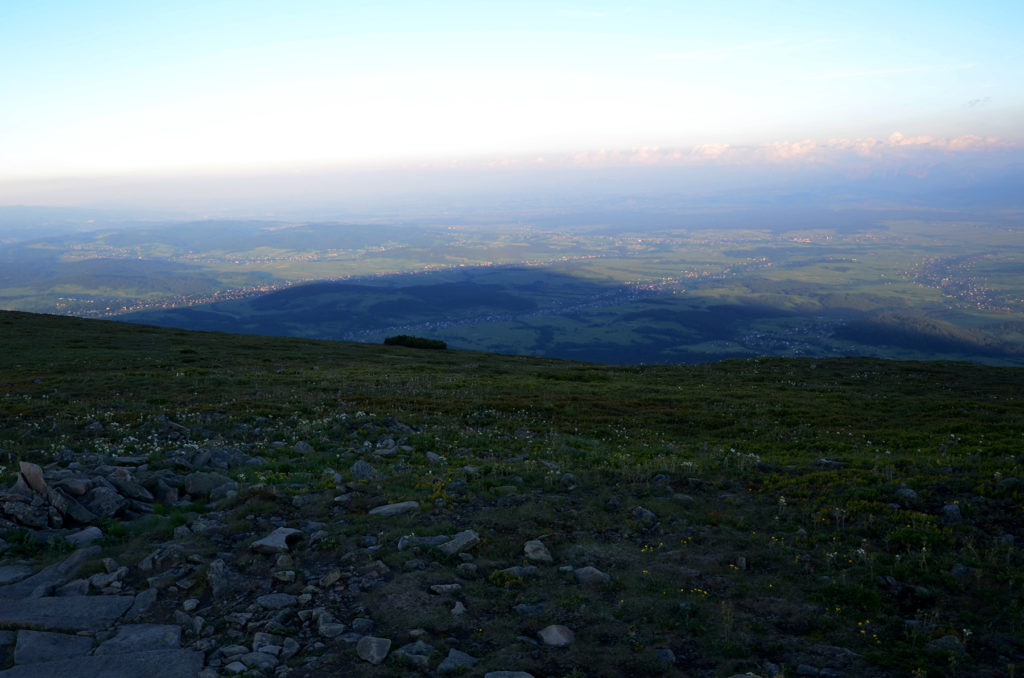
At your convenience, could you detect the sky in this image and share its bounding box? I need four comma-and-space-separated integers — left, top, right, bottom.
1, 0, 1022, 208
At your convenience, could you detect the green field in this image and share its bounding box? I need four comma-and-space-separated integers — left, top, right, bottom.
1, 218, 1022, 364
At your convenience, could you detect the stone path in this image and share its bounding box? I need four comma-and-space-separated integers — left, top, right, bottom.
0, 548, 202, 677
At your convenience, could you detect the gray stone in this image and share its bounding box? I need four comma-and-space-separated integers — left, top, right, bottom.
397, 534, 451, 550
54, 579, 89, 596
48, 488, 97, 525
83, 486, 127, 518
926, 634, 964, 655
1, 501, 47, 529
437, 529, 480, 556
64, 526, 103, 546
368, 500, 420, 516
250, 527, 303, 554
95, 624, 181, 654
14, 630, 93, 664
0, 546, 99, 598
941, 504, 963, 523
18, 462, 48, 495
524, 539, 553, 563
293, 441, 314, 454
537, 624, 574, 647
631, 505, 658, 525
0, 565, 34, 586
392, 640, 434, 668
241, 651, 279, 670
356, 635, 391, 664
438, 648, 479, 673
0, 595, 134, 631
895, 487, 918, 502
109, 477, 154, 502
574, 565, 611, 586
484, 674, 536, 678
351, 460, 381, 481
256, 593, 298, 610
126, 587, 158, 619
0, 649, 204, 678
183, 471, 233, 499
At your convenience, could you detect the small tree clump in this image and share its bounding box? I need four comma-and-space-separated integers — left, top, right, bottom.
383, 335, 447, 350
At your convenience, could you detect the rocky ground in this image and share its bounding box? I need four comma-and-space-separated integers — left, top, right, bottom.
0, 414, 894, 678
1, 312, 1022, 677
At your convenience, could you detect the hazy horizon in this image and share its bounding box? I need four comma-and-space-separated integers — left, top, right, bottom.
2, 1, 1022, 215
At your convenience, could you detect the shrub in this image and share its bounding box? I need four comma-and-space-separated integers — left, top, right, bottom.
383, 335, 447, 350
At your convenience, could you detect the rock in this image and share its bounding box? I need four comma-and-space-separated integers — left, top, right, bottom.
126, 588, 158, 620
941, 504, 963, 523
183, 472, 234, 499
109, 477, 154, 502
437, 529, 480, 556
0, 546, 99, 598
368, 500, 420, 516
64, 526, 103, 546
927, 634, 964, 655
392, 640, 434, 668
513, 602, 544, 616
356, 636, 391, 664
397, 534, 451, 551
94, 624, 182, 654
14, 630, 93, 664
0, 596, 134, 632
250, 527, 303, 554
631, 506, 658, 525
240, 651, 279, 671
524, 539, 553, 563
485, 673, 537, 678
574, 565, 610, 586
1, 501, 47, 529
54, 579, 89, 596
815, 458, 847, 470
438, 648, 479, 673
0, 565, 34, 586
83, 486, 127, 519
256, 593, 298, 610
537, 624, 574, 647
293, 441, 314, 454
796, 665, 820, 676
895, 486, 918, 503
451, 601, 467, 615
17, 462, 48, 495
351, 460, 381, 481
205, 558, 236, 597
0, 648, 204, 678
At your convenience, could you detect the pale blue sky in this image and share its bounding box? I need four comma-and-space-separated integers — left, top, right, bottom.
1, 0, 1021, 183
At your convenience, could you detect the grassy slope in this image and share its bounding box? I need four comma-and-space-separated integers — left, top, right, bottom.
1, 310, 1023, 677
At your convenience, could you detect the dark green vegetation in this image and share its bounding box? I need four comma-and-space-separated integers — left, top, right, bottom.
1, 218, 1022, 365
383, 335, 448, 350
2, 310, 1022, 676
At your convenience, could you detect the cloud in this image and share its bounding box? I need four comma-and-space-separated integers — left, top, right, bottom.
967, 96, 992, 108
546, 133, 1019, 168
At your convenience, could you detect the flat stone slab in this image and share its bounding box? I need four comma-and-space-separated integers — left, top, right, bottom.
94, 624, 181, 654
0, 547, 99, 598
437, 529, 480, 556
368, 500, 420, 516
0, 566, 35, 586
0, 648, 204, 678
250, 527, 303, 554
0, 595, 134, 631
14, 630, 93, 664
